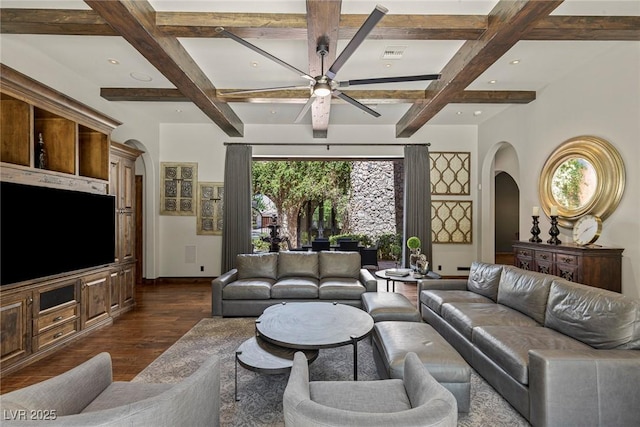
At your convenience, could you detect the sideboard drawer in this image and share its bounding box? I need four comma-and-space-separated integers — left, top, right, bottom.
33, 320, 78, 350
515, 248, 533, 258
34, 304, 78, 334
535, 251, 554, 262
556, 254, 578, 266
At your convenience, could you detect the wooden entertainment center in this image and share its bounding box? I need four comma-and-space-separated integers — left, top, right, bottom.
0, 64, 142, 376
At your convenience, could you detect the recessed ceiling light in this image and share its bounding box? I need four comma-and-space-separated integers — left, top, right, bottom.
456, 111, 463, 115
175, 108, 182, 113
251, 61, 259, 68
130, 72, 152, 82
270, 110, 277, 115
473, 110, 483, 116
385, 63, 392, 68
107, 58, 120, 65
488, 79, 497, 84
510, 59, 521, 65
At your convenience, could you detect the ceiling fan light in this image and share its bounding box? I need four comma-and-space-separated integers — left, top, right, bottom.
314, 82, 331, 97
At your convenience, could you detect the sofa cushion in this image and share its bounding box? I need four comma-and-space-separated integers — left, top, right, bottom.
472, 326, 591, 385
319, 251, 361, 279
441, 302, 539, 340
420, 290, 492, 315
318, 278, 366, 300
467, 262, 503, 301
272, 277, 319, 299
236, 253, 278, 280
545, 279, 640, 349
222, 279, 273, 300
278, 251, 319, 279
497, 266, 552, 325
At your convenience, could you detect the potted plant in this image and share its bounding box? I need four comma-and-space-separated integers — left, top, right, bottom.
406, 236, 422, 271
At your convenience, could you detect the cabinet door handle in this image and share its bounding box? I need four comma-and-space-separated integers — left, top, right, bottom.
53, 332, 64, 339
561, 257, 573, 263
540, 254, 548, 260
53, 316, 64, 322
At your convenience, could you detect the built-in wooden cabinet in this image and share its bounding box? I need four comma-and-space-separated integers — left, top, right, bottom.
109, 142, 142, 317
0, 65, 144, 376
0, 291, 32, 367
513, 241, 624, 292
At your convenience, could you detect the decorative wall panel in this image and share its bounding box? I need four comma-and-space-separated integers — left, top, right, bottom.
160, 162, 197, 216
197, 182, 224, 235
432, 200, 472, 244
430, 152, 470, 195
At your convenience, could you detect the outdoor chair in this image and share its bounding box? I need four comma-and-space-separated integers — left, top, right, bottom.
339, 240, 360, 251
311, 239, 330, 251
283, 351, 457, 427
359, 246, 379, 270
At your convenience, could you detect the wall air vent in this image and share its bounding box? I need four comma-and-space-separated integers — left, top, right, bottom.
381, 46, 407, 60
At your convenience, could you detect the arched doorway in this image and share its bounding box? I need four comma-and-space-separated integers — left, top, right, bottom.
494, 172, 519, 264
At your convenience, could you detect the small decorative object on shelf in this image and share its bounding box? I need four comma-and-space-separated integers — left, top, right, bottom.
547, 215, 561, 245
529, 214, 542, 243
35, 132, 47, 169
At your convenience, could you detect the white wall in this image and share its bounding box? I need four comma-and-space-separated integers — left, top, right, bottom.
478, 42, 640, 297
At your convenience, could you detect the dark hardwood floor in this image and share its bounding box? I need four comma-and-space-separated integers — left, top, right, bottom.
1, 277, 417, 394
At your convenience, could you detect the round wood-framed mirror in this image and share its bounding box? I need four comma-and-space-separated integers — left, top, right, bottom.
539, 136, 625, 228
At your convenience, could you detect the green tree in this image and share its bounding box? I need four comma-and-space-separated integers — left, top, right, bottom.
551, 159, 587, 209
253, 161, 352, 246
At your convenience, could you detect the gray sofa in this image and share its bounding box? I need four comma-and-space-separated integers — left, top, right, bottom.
0, 352, 220, 426
418, 262, 640, 427
212, 251, 377, 317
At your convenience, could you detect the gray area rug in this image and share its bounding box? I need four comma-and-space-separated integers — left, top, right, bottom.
134, 318, 529, 426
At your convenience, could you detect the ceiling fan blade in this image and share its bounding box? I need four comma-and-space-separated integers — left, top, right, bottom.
326, 5, 388, 80
333, 90, 381, 118
215, 27, 315, 82
219, 85, 311, 95
294, 95, 316, 123
339, 74, 442, 88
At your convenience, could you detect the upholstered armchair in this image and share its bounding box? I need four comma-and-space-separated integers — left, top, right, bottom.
283, 351, 457, 427
0, 352, 220, 426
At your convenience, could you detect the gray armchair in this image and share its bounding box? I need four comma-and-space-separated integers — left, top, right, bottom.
283, 351, 457, 427
0, 352, 220, 426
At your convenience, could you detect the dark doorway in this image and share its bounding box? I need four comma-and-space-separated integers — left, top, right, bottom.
495, 172, 519, 265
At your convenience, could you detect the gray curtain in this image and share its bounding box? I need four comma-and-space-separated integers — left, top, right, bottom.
403, 144, 432, 269
221, 144, 253, 273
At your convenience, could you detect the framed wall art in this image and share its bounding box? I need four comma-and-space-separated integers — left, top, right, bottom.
160, 162, 198, 216
197, 182, 224, 235
431, 200, 472, 244
430, 152, 471, 195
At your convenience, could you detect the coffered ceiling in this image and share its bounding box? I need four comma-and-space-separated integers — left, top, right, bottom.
1, 1, 638, 138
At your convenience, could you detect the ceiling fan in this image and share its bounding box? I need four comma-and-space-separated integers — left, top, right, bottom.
215, 4, 441, 123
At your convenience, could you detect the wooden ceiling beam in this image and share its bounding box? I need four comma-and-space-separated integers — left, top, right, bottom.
396, 0, 564, 138
306, 0, 341, 139
84, 0, 243, 137
4, 9, 637, 41
100, 87, 536, 105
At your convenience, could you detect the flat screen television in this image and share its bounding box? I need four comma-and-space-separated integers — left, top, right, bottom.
1, 181, 116, 285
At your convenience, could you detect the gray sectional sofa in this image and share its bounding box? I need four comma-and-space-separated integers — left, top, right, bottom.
212, 251, 377, 317
418, 262, 640, 427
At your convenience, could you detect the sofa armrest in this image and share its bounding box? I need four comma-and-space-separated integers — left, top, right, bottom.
529, 348, 640, 427
0, 352, 112, 416
211, 269, 238, 316
418, 278, 467, 293
359, 268, 378, 292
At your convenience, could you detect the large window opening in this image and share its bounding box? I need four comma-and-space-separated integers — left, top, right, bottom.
251, 158, 403, 260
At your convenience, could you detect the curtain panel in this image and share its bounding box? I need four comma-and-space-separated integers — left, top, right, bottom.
403, 145, 433, 269
221, 144, 253, 273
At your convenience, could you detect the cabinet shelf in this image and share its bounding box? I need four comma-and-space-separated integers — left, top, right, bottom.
0, 64, 120, 188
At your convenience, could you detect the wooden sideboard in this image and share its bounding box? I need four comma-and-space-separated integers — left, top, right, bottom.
512, 241, 623, 292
